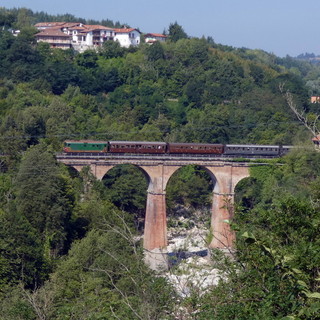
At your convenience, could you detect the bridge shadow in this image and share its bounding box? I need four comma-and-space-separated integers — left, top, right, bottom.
168, 249, 209, 267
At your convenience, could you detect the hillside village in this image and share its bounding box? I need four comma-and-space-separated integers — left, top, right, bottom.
33, 22, 167, 52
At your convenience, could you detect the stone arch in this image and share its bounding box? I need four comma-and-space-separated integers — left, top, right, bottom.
165, 164, 216, 214
100, 163, 151, 229
234, 176, 259, 210
66, 164, 86, 174
99, 163, 151, 185
65, 165, 82, 178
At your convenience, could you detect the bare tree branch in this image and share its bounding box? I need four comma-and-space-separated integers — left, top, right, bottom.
21, 284, 54, 320
279, 83, 320, 137
88, 264, 144, 320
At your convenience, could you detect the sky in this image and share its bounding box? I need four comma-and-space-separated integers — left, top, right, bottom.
2, 0, 320, 57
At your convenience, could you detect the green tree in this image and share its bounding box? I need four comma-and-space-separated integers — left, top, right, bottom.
166, 165, 213, 212
145, 41, 164, 61
0, 210, 47, 289
76, 50, 98, 69
45, 221, 174, 319
103, 164, 148, 225
168, 22, 188, 42
0, 8, 15, 28
15, 143, 74, 257
100, 40, 125, 58
7, 28, 43, 82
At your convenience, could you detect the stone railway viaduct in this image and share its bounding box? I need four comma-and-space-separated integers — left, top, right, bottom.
56, 153, 251, 266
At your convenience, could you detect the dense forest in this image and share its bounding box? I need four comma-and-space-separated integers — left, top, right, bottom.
0, 6, 320, 319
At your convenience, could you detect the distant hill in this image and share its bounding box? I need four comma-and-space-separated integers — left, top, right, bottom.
295, 52, 320, 64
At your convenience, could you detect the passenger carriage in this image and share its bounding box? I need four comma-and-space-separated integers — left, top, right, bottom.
224, 144, 280, 156
109, 141, 167, 154
168, 143, 224, 154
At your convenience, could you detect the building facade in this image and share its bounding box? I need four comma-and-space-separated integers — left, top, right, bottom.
113, 28, 141, 48
35, 22, 141, 51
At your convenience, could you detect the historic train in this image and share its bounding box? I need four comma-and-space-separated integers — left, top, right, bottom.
63, 140, 292, 158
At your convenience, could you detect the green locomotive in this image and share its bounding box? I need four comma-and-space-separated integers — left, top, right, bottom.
63, 140, 108, 152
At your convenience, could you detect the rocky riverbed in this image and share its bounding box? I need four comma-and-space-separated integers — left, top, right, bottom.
164, 215, 225, 297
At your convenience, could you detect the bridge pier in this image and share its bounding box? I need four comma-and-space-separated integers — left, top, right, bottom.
210, 191, 235, 248
144, 190, 168, 270
208, 165, 250, 249
144, 191, 167, 250
140, 164, 178, 270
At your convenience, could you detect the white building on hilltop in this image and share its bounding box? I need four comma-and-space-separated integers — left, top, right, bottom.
144, 33, 167, 44
34, 22, 141, 51
113, 28, 141, 48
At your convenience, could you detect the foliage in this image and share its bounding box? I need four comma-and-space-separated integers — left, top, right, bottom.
15, 143, 75, 257
168, 22, 188, 42
197, 150, 320, 319
41, 214, 174, 319
103, 164, 148, 228
166, 165, 213, 213
0, 210, 47, 289
1, 7, 320, 319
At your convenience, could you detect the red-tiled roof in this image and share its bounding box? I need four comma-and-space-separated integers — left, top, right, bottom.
113, 28, 140, 33
35, 22, 65, 27
62, 22, 82, 28
84, 24, 114, 31
68, 26, 86, 31
145, 33, 167, 38
36, 22, 115, 34
35, 22, 81, 29
36, 29, 71, 37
